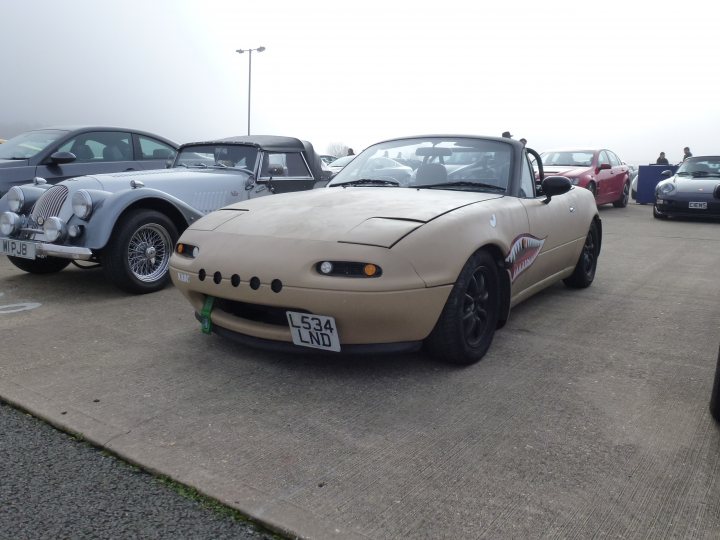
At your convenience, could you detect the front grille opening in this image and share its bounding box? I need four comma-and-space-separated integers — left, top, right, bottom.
30, 185, 69, 221
215, 298, 310, 326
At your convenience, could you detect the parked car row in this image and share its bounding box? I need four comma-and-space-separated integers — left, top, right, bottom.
0, 133, 331, 293
0, 126, 715, 364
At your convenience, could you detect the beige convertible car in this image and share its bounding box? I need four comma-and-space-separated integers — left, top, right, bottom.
170, 135, 601, 365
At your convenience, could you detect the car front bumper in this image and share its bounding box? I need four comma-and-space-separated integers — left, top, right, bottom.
0, 237, 93, 260
655, 198, 720, 218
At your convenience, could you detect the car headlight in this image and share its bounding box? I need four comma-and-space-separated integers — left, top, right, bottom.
71, 189, 93, 219
7, 187, 25, 213
43, 217, 67, 243
0, 212, 21, 236
175, 243, 200, 258
316, 261, 383, 277
658, 183, 676, 196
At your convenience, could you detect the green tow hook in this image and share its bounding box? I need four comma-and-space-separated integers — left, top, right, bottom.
200, 296, 215, 334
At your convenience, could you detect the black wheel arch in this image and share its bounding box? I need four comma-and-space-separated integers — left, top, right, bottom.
469, 243, 511, 329
592, 215, 602, 256
114, 198, 190, 242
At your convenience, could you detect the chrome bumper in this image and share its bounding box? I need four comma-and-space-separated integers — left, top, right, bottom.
38, 243, 93, 260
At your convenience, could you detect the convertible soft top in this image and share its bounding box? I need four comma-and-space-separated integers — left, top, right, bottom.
183, 135, 324, 180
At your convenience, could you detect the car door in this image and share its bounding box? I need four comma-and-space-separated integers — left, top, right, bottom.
35, 130, 136, 181
594, 150, 617, 204
250, 151, 317, 198
605, 150, 626, 202
513, 157, 587, 299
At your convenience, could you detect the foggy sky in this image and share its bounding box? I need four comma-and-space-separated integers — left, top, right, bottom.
2, 0, 719, 165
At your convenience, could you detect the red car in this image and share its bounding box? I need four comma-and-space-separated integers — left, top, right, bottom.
539, 148, 631, 207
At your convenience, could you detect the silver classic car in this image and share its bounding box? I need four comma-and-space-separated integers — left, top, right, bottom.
0, 135, 330, 293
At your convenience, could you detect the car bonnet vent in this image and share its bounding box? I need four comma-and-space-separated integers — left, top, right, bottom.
30, 185, 69, 220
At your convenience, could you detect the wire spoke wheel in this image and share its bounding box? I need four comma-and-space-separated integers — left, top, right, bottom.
127, 224, 172, 282
103, 209, 179, 294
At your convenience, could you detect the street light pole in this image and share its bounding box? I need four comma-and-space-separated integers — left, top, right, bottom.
235, 46, 266, 136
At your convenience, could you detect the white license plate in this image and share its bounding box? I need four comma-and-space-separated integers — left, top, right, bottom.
689, 201, 707, 209
286, 311, 341, 352
1, 239, 37, 259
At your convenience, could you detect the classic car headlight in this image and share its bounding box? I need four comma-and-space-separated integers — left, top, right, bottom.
316, 261, 383, 277
43, 217, 67, 243
0, 212, 21, 236
72, 189, 93, 219
658, 183, 676, 196
7, 187, 25, 213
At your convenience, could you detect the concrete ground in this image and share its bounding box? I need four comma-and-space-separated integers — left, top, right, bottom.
1, 203, 719, 539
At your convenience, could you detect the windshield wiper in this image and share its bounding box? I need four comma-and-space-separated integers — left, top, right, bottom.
416, 181, 505, 191
332, 178, 400, 187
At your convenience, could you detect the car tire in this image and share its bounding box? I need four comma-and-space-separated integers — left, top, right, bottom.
426, 250, 500, 365
653, 205, 668, 220
563, 220, 599, 289
102, 209, 178, 294
613, 181, 630, 208
7, 255, 71, 274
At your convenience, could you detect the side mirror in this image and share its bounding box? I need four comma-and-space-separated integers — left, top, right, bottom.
165, 159, 174, 169
541, 175, 572, 204
598, 163, 611, 171
49, 151, 77, 165
660, 169, 673, 178
320, 169, 334, 181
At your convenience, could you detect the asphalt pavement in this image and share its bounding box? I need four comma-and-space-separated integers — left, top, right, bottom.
0, 400, 280, 540
0, 202, 719, 539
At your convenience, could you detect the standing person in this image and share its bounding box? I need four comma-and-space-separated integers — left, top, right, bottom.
682, 147, 692, 161
501, 131, 513, 139
656, 152, 669, 165
347, 148, 355, 156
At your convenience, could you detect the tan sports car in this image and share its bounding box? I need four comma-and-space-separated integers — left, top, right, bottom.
170, 135, 601, 365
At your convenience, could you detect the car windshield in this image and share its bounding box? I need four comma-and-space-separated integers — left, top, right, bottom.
676, 157, 720, 177
541, 151, 594, 167
0, 129, 68, 159
174, 144, 259, 170
327, 136, 512, 192
329, 155, 356, 167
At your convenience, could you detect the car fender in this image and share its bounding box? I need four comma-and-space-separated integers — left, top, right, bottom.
79, 187, 203, 249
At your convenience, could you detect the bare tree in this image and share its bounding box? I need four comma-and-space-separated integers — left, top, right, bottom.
326, 142, 349, 158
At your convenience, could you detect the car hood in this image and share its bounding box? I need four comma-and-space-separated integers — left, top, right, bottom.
663, 176, 720, 194
0, 158, 30, 168
541, 166, 588, 177
192, 187, 503, 248
61, 167, 248, 193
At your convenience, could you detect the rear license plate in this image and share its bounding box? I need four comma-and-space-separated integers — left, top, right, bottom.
1, 239, 37, 259
689, 201, 707, 209
286, 311, 341, 352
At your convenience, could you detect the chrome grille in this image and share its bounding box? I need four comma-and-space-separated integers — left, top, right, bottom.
30, 185, 69, 220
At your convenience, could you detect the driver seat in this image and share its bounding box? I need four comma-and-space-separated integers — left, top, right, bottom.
414, 163, 447, 185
